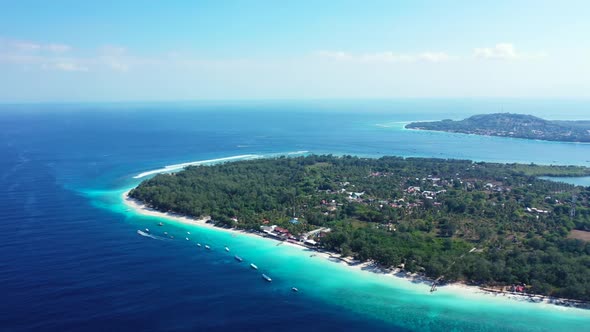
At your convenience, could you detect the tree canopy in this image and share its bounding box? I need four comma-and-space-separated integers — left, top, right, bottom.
130, 155, 590, 301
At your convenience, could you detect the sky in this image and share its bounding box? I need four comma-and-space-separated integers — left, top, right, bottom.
0, 0, 589, 102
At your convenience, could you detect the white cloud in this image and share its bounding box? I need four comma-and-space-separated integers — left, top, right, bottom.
0, 40, 144, 72
418, 52, 451, 62
52, 62, 88, 72
473, 43, 546, 60
95, 45, 165, 72
317, 50, 452, 63
13, 41, 42, 52
0, 39, 80, 73
99, 56, 130, 72
46, 44, 72, 53
98, 46, 131, 72
1, 39, 72, 53
359, 52, 415, 63
316, 51, 354, 61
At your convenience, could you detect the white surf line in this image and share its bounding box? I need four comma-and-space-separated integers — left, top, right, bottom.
133, 154, 260, 179
376, 120, 445, 128
133, 151, 310, 179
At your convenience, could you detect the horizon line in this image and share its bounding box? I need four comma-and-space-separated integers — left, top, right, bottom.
1, 96, 590, 106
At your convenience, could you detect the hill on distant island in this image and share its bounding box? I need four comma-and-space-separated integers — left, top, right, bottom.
406, 113, 590, 143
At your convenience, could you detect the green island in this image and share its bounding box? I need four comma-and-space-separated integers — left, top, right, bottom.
405, 113, 590, 143
130, 155, 590, 302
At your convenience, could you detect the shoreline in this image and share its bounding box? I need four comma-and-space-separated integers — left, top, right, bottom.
405, 126, 590, 145
122, 190, 589, 310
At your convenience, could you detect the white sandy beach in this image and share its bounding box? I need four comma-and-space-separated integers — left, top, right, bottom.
122, 190, 587, 309
123, 190, 343, 261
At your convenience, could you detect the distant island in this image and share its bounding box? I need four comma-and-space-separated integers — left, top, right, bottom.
129, 155, 590, 303
405, 113, 590, 142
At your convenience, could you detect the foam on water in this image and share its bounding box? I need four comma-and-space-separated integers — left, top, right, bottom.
133, 154, 260, 178
132, 151, 310, 179
136, 229, 162, 240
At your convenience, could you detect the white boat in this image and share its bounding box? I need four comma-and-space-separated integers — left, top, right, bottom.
291, 287, 299, 292
186, 237, 190, 241
145, 228, 150, 232
250, 263, 258, 270
197, 243, 202, 247
225, 247, 230, 252
234, 255, 243, 262
262, 274, 272, 282
164, 232, 168, 235
205, 245, 211, 250
187, 231, 191, 235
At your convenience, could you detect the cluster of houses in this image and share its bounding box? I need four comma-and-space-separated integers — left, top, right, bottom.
509, 284, 528, 293
320, 199, 340, 212
526, 207, 550, 214
389, 198, 424, 209
483, 182, 509, 193
318, 171, 558, 222
260, 224, 330, 247
406, 186, 447, 200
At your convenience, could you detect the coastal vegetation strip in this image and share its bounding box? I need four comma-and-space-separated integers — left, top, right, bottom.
405, 113, 590, 143
130, 155, 590, 302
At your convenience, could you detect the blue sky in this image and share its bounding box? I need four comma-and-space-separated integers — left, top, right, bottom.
0, 0, 589, 102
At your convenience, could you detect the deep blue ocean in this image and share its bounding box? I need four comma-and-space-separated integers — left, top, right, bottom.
2, 100, 590, 332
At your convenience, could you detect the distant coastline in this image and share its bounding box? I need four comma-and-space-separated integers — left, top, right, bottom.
122, 190, 589, 310
405, 113, 590, 143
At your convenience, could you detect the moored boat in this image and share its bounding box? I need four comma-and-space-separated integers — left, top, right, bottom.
205, 245, 210, 250
291, 287, 299, 292
225, 247, 230, 252
197, 243, 201, 247
250, 263, 258, 270
262, 274, 272, 282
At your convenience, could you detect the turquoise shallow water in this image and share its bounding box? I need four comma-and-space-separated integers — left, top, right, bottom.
86, 179, 590, 332
2, 100, 590, 331
540, 176, 590, 187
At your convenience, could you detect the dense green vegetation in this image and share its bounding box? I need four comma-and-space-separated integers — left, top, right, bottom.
406, 113, 590, 143
130, 155, 590, 301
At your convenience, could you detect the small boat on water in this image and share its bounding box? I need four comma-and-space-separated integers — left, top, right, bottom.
205, 245, 211, 250
234, 255, 243, 262
225, 247, 230, 252
197, 243, 202, 247
145, 228, 150, 233
262, 274, 272, 282
157, 222, 164, 226
291, 287, 299, 292
250, 263, 258, 270
186, 237, 190, 241
164, 232, 168, 235
187, 231, 190, 235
